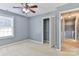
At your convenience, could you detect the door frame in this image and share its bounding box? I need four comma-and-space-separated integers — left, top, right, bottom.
42, 16, 55, 47
59, 8, 79, 50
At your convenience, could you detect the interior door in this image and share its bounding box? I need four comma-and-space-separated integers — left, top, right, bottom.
49, 17, 55, 47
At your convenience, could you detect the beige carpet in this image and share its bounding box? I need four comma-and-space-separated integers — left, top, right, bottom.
0, 39, 78, 56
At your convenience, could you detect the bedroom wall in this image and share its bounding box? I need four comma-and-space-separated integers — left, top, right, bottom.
29, 11, 58, 48
0, 9, 29, 46
29, 3, 79, 49
0, 3, 78, 49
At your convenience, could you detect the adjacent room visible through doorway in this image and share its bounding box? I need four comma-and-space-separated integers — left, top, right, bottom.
60, 8, 79, 52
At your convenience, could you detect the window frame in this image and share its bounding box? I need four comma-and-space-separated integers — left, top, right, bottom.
0, 15, 14, 39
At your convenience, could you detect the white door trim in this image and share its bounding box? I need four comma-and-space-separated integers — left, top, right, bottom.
42, 16, 55, 47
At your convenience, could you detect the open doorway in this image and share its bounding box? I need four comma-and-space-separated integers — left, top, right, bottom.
43, 18, 49, 44
42, 16, 55, 48
60, 8, 79, 51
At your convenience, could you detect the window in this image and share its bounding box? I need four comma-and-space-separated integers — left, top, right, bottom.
0, 16, 14, 38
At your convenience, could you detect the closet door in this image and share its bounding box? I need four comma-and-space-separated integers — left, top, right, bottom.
49, 17, 55, 47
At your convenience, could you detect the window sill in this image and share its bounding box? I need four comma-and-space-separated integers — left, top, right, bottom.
0, 35, 14, 39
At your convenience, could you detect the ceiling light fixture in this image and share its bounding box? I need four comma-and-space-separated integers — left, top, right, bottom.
68, 15, 71, 18
25, 9, 30, 13
22, 8, 30, 13
13, 3, 37, 13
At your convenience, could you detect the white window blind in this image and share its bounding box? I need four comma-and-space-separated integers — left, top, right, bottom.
0, 16, 14, 38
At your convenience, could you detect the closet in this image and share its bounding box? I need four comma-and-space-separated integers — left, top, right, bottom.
43, 18, 49, 43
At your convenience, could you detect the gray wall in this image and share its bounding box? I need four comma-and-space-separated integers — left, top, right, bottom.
0, 9, 29, 46
0, 3, 79, 49
29, 11, 58, 48
29, 3, 79, 49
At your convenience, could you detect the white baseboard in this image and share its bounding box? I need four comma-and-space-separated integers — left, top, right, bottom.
0, 39, 42, 49
29, 39, 43, 44
0, 39, 29, 49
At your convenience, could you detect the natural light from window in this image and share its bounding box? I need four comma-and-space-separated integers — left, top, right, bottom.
0, 15, 14, 38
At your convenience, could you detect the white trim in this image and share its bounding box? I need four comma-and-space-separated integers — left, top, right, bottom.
12, 16, 15, 38
29, 39, 43, 44
0, 39, 28, 49
42, 16, 55, 47
59, 8, 79, 50
0, 39, 43, 49
60, 8, 79, 14
59, 13, 62, 51
74, 16, 79, 41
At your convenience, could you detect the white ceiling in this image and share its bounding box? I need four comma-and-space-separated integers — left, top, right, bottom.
0, 3, 65, 17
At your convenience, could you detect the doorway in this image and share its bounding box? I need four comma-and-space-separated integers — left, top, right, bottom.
43, 18, 49, 44
42, 16, 55, 48
60, 8, 79, 51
